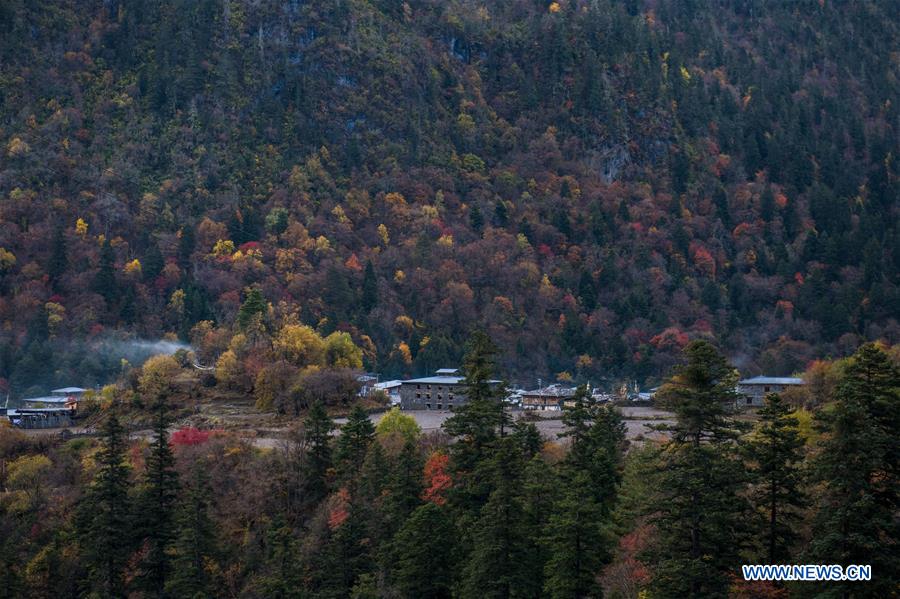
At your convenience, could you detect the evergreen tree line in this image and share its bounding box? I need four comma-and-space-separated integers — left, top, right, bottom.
0, 335, 896, 598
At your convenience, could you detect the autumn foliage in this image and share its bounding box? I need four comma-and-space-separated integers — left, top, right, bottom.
421, 452, 453, 505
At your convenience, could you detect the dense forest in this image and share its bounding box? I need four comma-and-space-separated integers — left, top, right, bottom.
0, 334, 898, 597
0, 0, 898, 394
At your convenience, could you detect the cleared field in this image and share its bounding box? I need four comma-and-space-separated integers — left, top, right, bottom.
21, 404, 675, 448
361, 405, 674, 443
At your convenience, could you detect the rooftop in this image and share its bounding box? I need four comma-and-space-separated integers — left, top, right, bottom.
738, 376, 804, 386
401, 376, 501, 385
435, 368, 459, 375
402, 376, 465, 385
522, 384, 577, 397
374, 380, 403, 390
21, 396, 70, 404
52, 387, 86, 395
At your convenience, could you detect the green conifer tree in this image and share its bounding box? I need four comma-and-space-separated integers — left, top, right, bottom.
93, 237, 118, 304
177, 226, 196, 272
745, 393, 805, 563
335, 405, 375, 483
167, 466, 218, 599
76, 414, 133, 597
519, 456, 559, 594
361, 260, 378, 312
257, 516, 302, 598
807, 343, 899, 596
391, 503, 456, 599
137, 400, 180, 596
646, 340, 750, 597
317, 499, 375, 599
237, 287, 267, 330
459, 438, 533, 598
143, 242, 164, 282
543, 470, 609, 599
303, 401, 334, 504
469, 204, 484, 232
443, 331, 508, 469
358, 440, 390, 503
560, 385, 626, 510
383, 439, 423, 532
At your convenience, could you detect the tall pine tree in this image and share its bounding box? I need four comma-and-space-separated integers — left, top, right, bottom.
136, 400, 180, 596
808, 343, 899, 596
167, 465, 218, 599
391, 503, 456, 599
543, 470, 609, 599
335, 405, 375, 484
76, 414, 133, 597
361, 260, 378, 313
560, 385, 626, 511
443, 331, 508, 470
302, 401, 334, 505
93, 237, 118, 305
646, 340, 750, 597
459, 438, 535, 598
745, 393, 805, 563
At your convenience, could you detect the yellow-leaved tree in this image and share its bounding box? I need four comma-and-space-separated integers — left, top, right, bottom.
274, 324, 326, 367
139, 354, 181, 402
324, 331, 363, 369
0, 247, 16, 271
6, 454, 52, 513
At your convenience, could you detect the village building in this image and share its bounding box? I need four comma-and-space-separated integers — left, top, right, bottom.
3, 407, 74, 429
399, 369, 467, 410
20, 395, 70, 409
373, 380, 403, 405
522, 384, 576, 411
505, 388, 527, 407
356, 374, 379, 397
736, 376, 804, 407
20, 386, 85, 411
398, 368, 500, 410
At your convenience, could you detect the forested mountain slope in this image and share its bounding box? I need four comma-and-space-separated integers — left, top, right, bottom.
1, 0, 898, 392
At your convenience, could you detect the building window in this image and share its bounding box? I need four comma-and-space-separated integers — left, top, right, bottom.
427, 385, 431, 390
437, 404, 442, 410
764, 386, 770, 392
448, 394, 454, 400
426, 393, 431, 399
417, 384, 421, 390
746, 397, 752, 405
426, 403, 431, 410
437, 394, 442, 400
